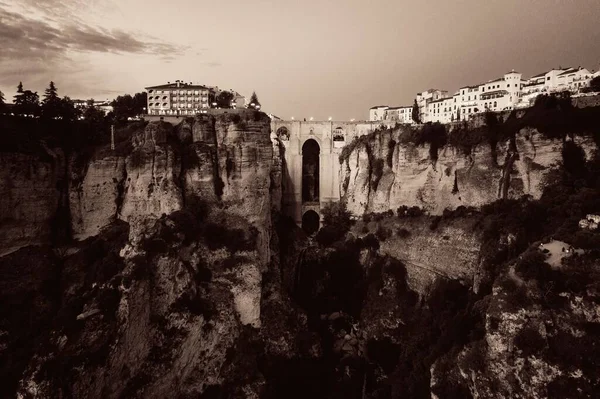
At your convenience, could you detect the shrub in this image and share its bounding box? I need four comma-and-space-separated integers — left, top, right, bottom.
316, 225, 347, 247
514, 249, 556, 282
429, 216, 442, 230
375, 225, 390, 241
514, 325, 546, 357
396, 228, 411, 238
321, 201, 353, 232
203, 223, 256, 253
360, 233, 380, 250
397, 205, 424, 217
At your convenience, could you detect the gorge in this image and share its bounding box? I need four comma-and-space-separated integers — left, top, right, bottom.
1, 104, 599, 398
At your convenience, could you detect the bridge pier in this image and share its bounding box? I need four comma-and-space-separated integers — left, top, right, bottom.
272, 119, 394, 231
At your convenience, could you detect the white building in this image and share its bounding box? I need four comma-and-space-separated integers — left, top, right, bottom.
427, 97, 454, 123
146, 80, 212, 116
384, 105, 413, 123
417, 89, 448, 122
555, 67, 593, 92
369, 105, 389, 121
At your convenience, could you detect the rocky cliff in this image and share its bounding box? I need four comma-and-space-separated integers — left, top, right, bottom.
340, 126, 596, 215
0, 111, 310, 398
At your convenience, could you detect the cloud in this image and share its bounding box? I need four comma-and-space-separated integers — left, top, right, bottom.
0, 2, 189, 91
0, 5, 187, 58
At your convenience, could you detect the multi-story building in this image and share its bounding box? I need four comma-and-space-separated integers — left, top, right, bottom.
384, 106, 413, 123
416, 89, 448, 122
427, 97, 454, 123
370, 64, 597, 124
73, 99, 113, 115
369, 105, 389, 121
556, 67, 593, 92
146, 80, 212, 116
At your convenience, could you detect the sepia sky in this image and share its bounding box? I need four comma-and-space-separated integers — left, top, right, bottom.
1, 0, 599, 120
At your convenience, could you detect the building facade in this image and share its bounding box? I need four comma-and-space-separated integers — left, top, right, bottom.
370, 64, 597, 124
416, 89, 448, 122
146, 80, 212, 116
369, 105, 389, 121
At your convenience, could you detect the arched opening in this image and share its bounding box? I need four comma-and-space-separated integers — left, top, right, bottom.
302, 210, 320, 235
302, 139, 320, 203
276, 126, 290, 141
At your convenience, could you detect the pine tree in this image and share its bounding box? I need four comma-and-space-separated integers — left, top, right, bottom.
43, 81, 59, 103
42, 81, 61, 119
14, 81, 24, 105
0, 90, 5, 113
249, 91, 260, 109
411, 99, 420, 123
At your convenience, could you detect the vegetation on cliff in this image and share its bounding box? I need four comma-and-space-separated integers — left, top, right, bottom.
339, 94, 600, 168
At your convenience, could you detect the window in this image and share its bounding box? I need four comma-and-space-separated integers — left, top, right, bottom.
547, 77, 551, 80
148, 89, 154, 93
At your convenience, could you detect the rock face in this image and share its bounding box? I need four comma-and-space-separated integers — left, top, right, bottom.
0, 111, 296, 398
340, 127, 595, 215
430, 257, 600, 399
364, 216, 483, 293
0, 150, 65, 255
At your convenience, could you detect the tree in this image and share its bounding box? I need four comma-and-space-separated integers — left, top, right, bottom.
456, 108, 461, 121
83, 101, 105, 124
216, 91, 234, 108
583, 76, 600, 92
411, 99, 420, 123
0, 90, 5, 113
14, 88, 40, 117
13, 81, 24, 105
42, 81, 61, 119
111, 92, 146, 122
248, 91, 261, 109
58, 96, 81, 121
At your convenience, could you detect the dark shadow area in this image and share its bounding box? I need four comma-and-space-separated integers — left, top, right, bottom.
302, 210, 320, 235
302, 139, 320, 203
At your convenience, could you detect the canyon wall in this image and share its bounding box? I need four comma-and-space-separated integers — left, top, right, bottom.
0, 111, 294, 398
0, 112, 277, 261
340, 127, 596, 215
0, 149, 65, 256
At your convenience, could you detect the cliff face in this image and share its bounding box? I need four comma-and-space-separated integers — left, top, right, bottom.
0, 112, 296, 398
430, 254, 600, 399
357, 215, 484, 294
340, 127, 595, 215
0, 150, 65, 255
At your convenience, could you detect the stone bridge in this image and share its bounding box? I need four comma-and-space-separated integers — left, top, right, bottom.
271, 120, 394, 232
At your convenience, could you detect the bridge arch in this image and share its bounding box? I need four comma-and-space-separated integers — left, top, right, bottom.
302, 139, 320, 204
302, 210, 320, 234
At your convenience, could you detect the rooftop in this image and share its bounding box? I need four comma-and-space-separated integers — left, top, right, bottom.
430, 97, 453, 103
369, 105, 389, 109
145, 82, 209, 90
558, 67, 582, 76
480, 89, 509, 97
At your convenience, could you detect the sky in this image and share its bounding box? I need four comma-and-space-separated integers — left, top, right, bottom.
1, 0, 599, 120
